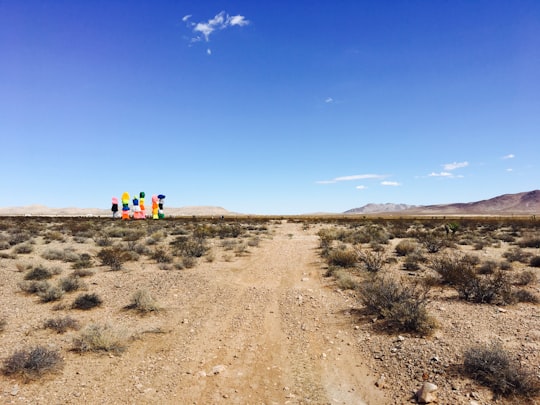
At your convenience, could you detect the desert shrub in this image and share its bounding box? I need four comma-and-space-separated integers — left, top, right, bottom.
72, 293, 102, 310
24, 266, 52, 281
419, 233, 446, 254
358, 276, 435, 335
72, 268, 94, 278
41, 248, 65, 261
14, 243, 33, 254
403, 253, 422, 271
234, 242, 248, 256
318, 228, 336, 252
518, 234, 540, 249
58, 276, 85, 293
327, 247, 357, 268
463, 343, 540, 398
122, 229, 146, 242
171, 236, 207, 258
216, 223, 243, 238
247, 237, 260, 247
478, 260, 499, 275
44, 316, 80, 333
459, 271, 513, 305
430, 254, 477, 286
503, 247, 532, 264
512, 289, 539, 304
97, 246, 129, 270
71, 253, 93, 269
529, 256, 540, 268
93, 233, 112, 247
514, 270, 537, 286
334, 270, 358, 290
38, 286, 64, 303
2, 346, 63, 380
8, 231, 32, 246
499, 261, 513, 271
125, 289, 161, 313
72, 323, 127, 353
151, 247, 173, 263
19, 280, 51, 294
43, 231, 65, 243
395, 239, 418, 256
357, 248, 387, 273
182, 256, 196, 268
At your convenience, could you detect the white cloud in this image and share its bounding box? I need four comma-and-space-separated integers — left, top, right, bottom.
317, 174, 387, 184
506, 168, 513, 172
443, 161, 469, 171
325, 97, 334, 103
429, 172, 453, 177
207, 48, 212, 55
356, 185, 367, 190
185, 11, 250, 44
381, 181, 400, 186
502, 154, 515, 160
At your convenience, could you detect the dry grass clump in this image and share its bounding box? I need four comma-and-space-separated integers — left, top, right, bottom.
2, 346, 64, 381
394, 239, 418, 256
357, 247, 387, 273
171, 236, 207, 258
38, 286, 64, 303
24, 266, 53, 281
463, 342, 540, 399
58, 276, 85, 293
150, 247, 173, 263
71, 268, 94, 278
43, 316, 80, 333
327, 247, 357, 268
125, 289, 161, 313
358, 275, 436, 335
72, 293, 102, 310
97, 246, 130, 270
334, 269, 358, 290
503, 247, 532, 264
514, 270, 537, 286
19, 280, 51, 294
14, 243, 34, 254
72, 323, 127, 353
71, 253, 93, 269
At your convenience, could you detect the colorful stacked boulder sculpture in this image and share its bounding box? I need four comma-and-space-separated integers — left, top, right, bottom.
132, 194, 141, 219
152, 195, 159, 219
111, 197, 119, 218
121, 192, 130, 220
139, 192, 146, 219
158, 194, 166, 219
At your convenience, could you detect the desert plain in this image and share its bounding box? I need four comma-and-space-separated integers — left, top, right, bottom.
0, 215, 539, 404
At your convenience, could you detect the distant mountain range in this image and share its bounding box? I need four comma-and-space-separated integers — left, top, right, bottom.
345, 190, 540, 215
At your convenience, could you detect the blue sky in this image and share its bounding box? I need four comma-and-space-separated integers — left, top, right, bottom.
1, 1, 538, 214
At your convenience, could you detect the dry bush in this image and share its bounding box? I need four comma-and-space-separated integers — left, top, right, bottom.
503, 247, 532, 264
14, 243, 33, 254
477, 260, 499, 275
58, 276, 85, 293
530, 255, 540, 268
514, 270, 537, 286
72, 323, 127, 353
463, 342, 540, 399
395, 239, 418, 256
97, 246, 130, 270
2, 346, 63, 381
71, 268, 94, 278
181, 256, 196, 268
125, 289, 161, 313
334, 270, 358, 290
44, 316, 80, 333
171, 236, 207, 258
517, 233, 540, 249
151, 247, 173, 263
19, 280, 51, 294
38, 286, 64, 303
71, 253, 93, 269
24, 266, 53, 281
430, 254, 476, 286
512, 289, 539, 304
357, 247, 387, 273
72, 293, 102, 310
358, 276, 436, 335
327, 247, 358, 268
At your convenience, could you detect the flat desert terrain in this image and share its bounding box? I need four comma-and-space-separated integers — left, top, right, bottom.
0, 216, 539, 404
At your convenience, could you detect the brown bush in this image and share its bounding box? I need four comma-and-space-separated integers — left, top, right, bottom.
2, 346, 64, 380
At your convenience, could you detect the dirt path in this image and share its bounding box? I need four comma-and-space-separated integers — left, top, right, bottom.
2, 222, 386, 404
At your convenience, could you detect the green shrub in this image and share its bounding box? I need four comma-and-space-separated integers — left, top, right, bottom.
2, 346, 63, 380
463, 343, 540, 398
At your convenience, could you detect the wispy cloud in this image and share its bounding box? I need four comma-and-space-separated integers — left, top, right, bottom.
183, 11, 249, 53
381, 181, 400, 186
502, 154, 515, 160
325, 97, 334, 103
429, 172, 453, 177
317, 174, 387, 184
356, 185, 367, 190
443, 161, 468, 171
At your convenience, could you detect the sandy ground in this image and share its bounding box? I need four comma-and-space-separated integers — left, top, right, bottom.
0, 221, 388, 405
1, 218, 539, 405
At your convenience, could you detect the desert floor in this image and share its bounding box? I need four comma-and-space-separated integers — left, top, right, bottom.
0, 217, 539, 404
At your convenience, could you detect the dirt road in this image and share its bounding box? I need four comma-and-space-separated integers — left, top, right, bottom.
2, 222, 386, 404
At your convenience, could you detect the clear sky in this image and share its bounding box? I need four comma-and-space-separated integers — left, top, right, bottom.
1, 1, 538, 214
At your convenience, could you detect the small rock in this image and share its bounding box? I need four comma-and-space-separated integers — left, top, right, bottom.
498, 308, 507, 313
212, 365, 226, 375
301, 277, 309, 282
375, 375, 386, 388
416, 382, 438, 404
11, 385, 19, 396
197, 371, 207, 377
